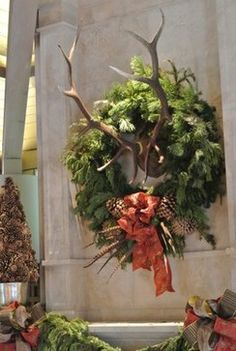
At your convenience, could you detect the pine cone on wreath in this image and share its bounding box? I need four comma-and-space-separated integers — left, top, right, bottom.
156, 195, 176, 221
106, 197, 127, 219
171, 217, 197, 236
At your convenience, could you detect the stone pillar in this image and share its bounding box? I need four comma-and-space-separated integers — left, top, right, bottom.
36, 0, 87, 315
216, 0, 236, 290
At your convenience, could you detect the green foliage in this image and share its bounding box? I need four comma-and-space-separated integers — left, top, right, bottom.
137, 333, 194, 351
37, 313, 120, 351
64, 56, 224, 250
63, 124, 133, 231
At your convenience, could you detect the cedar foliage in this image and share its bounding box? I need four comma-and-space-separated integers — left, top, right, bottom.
64, 124, 133, 232
37, 313, 121, 351
63, 57, 224, 248
138, 333, 194, 351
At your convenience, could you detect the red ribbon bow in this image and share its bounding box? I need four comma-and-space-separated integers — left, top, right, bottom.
118, 192, 174, 296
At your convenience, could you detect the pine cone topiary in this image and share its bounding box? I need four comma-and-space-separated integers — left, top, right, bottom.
156, 195, 176, 221
106, 197, 127, 218
171, 217, 197, 236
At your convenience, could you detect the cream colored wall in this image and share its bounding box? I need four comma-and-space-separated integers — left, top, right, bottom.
70, 0, 229, 320
37, 0, 233, 322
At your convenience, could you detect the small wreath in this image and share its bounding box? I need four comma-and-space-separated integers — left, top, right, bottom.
62, 11, 224, 296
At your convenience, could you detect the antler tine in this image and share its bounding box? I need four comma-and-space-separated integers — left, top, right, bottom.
58, 44, 73, 86
58, 29, 80, 84
68, 29, 80, 61
58, 33, 93, 123
97, 145, 138, 184
97, 147, 125, 172
125, 9, 164, 51
152, 8, 165, 47
110, 65, 150, 85
149, 9, 165, 80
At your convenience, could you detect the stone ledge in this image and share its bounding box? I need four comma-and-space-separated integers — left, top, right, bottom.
41, 248, 233, 266
88, 322, 182, 351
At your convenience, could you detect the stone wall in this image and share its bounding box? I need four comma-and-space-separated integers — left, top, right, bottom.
37, 0, 234, 322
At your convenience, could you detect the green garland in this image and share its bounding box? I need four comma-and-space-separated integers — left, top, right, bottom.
138, 334, 194, 351
37, 313, 121, 351
37, 313, 192, 351
64, 57, 224, 254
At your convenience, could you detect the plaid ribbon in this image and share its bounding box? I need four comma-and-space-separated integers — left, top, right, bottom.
183, 289, 236, 351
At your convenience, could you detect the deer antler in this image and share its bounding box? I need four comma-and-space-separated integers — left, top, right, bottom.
59, 32, 140, 184
60, 10, 170, 183
110, 9, 170, 181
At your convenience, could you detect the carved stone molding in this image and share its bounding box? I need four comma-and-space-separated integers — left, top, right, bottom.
38, 0, 78, 28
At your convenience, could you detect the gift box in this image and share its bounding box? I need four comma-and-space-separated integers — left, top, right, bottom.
214, 335, 236, 351
214, 317, 236, 341
21, 326, 40, 348
0, 343, 16, 351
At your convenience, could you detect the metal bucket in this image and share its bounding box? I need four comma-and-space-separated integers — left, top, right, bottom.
0, 282, 28, 305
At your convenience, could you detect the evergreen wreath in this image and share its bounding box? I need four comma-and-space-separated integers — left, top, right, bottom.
62, 12, 224, 295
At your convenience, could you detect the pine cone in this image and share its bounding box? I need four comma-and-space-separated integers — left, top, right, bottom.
0, 241, 4, 252
156, 195, 176, 221
171, 217, 197, 236
106, 197, 127, 218
0, 253, 11, 272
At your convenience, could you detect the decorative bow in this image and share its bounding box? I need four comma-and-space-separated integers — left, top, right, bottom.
0, 302, 43, 351
183, 289, 236, 351
118, 192, 174, 296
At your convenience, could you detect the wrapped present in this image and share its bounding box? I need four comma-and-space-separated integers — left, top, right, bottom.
214, 335, 236, 351
21, 326, 40, 348
0, 343, 15, 351
214, 317, 236, 341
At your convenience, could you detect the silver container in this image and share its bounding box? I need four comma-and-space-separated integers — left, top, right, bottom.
0, 282, 28, 305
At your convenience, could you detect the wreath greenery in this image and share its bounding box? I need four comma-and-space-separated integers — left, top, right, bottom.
63, 56, 224, 293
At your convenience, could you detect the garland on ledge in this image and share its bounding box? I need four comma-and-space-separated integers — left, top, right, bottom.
37, 313, 120, 351
62, 11, 224, 295
0, 290, 235, 350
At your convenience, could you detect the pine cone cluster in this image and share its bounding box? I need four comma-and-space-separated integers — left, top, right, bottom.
156, 194, 198, 238
156, 195, 176, 221
171, 217, 196, 236
106, 197, 127, 218
0, 177, 39, 283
